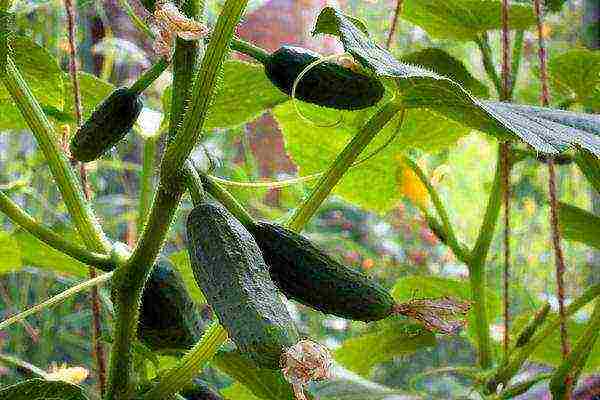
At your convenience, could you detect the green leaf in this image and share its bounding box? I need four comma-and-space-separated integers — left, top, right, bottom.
0, 378, 89, 400
0, 230, 22, 273
212, 349, 295, 400
312, 7, 600, 156
168, 250, 206, 305
274, 102, 467, 213
0, 36, 64, 108
575, 150, 600, 194
548, 48, 600, 110
391, 275, 500, 344
399, 0, 536, 41
63, 72, 115, 122
313, 364, 413, 400
221, 383, 263, 400
12, 229, 89, 277
558, 202, 600, 250
400, 48, 489, 98
335, 318, 436, 377
163, 60, 288, 130
0, 35, 64, 130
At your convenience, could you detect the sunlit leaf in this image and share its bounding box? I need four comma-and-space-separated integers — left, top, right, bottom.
312, 7, 600, 156
335, 318, 435, 377
63, 72, 115, 122
274, 102, 467, 213
0, 378, 89, 400
398, 0, 536, 41
169, 249, 206, 304
548, 48, 600, 110
0, 231, 22, 273
575, 149, 600, 194
558, 202, 600, 250
162, 60, 288, 130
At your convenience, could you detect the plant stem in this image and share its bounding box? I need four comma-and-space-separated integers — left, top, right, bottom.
287, 102, 402, 232
550, 299, 600, 399
141, 323, 228, 400
469, 145, 504, 369
105, 1, 246, 397
501, 142, 511, 358
508, 30, 524, 100
138, 137, 157, 233
0, 353, 48, 378
0, 190, 113, 270
118, 0, 156, 39
198, 171, 256, 228
0, 56, 110, 254
229, 37, 270, 64
403, 157, 469, 264
129, 57, 170, 95
386, 0, 404, 49
184, 161, 206, 205
475, 34, 503, 98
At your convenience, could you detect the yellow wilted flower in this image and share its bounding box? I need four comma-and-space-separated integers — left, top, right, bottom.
46, 362, 89, 385
523, 197, 536, 217
396, 157, 429, 209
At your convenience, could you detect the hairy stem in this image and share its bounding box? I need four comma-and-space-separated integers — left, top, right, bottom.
138, 137, 157, 233
386, 0, 404, 49
287, 103, 403, 232
475, 33, 503, 97
105, 1, 246, 397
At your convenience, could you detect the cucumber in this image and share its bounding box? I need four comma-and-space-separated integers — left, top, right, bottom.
180, 379, 223, 400
250, 222, 395, 322
186, 201, 299, 369
264, 45, 384, 110
138, 259, 205, 352
70, 87, 142, 162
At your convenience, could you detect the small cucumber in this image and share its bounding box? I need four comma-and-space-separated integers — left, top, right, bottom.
138, 259, 205, 352
186, 201, 299, 369
70, 87, 142, 162
250, 222, 395, 322
264, 45, 384, 110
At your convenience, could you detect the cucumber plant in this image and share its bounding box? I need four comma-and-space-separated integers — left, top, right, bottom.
0, 1, 598, 400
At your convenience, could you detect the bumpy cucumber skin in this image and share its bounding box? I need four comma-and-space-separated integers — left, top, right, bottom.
138, 259, 205, 352
70, 87, 142, 162
250, 222, 395, 322
265, 45, 385, 110
186, 202, 299, 369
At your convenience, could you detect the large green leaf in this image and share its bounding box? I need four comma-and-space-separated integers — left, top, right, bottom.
212, 349, 295, 400
558, 202, 600, 250
0, 36, 64, 108
400, 0, 536, 41
0, 379, 89, 400
274, 102, 468, 213
335, 318, 436, 377
163, 60, 288, 130
400, 48, 489, 98
312, 7, 600, 157
548, 49, 600, 110
0, 36, 64, 130
63, 72, 115, 122
169, 249, 206, 304
12, 230, 89, 277
575, 150, 600, 194
0, 231, 22, 273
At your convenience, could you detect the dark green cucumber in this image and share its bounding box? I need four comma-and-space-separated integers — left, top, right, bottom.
138, 259, 205, 352
181, 379, 223, 400
250, 222, 395, 322
264, 45, 384, 110
186, 201, 299, 369
70, 87, 142, 162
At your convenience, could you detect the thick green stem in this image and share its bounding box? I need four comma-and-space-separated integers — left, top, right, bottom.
549, 298, 600, 399
0, 190, 113, 270
198, 172, 256, 228
141, 323, 228, 400
129, 57, 170, 95
105, 1, 247, 397
184, 161, 206, 205
138, 137, 157, 233
230, 37, 270, 64
487, 283, 600, 393
468, 145, 504, 369
475, 34, 503, 98
287, 102, 402, 232
0, 56, 110, 254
